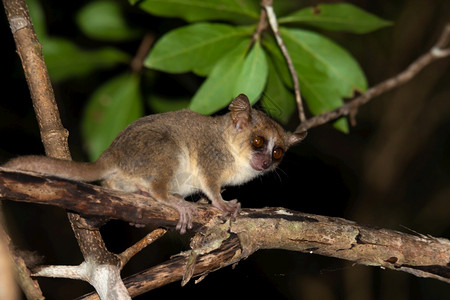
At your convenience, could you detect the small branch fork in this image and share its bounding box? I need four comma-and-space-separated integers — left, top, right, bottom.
296, 23, 450, 132
33, 228, 167, 279
257, 0, 450, 133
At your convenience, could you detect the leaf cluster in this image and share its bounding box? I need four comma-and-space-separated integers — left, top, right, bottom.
27, 0, 390, 160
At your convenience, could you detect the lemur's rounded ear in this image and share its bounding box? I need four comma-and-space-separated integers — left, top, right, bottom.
288, 131, 307, 146
229, 94, 252, 131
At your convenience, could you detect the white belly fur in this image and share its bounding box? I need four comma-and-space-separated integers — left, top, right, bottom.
169, 151, 202, 196
169, 147, 261, 197
224, 151, 260, 186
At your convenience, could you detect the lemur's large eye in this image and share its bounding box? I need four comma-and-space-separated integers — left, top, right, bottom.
272, 147, 284, 160
252, 136, 264, 148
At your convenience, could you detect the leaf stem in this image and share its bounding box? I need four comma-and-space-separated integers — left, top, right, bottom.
251, 2, 267, 44
131, 33, 155, 73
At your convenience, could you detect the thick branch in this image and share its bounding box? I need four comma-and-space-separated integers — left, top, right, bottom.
231, 208, 450, 283
2, 0, 129, 298
2, 0, 69, 157
80, 206, 450, 299
1, 169, 448, 289
34, 262, 129, 299
0, 168, 217, 229
78, 235, 243, 300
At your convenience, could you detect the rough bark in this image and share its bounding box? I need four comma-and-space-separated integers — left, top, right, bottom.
2, 0, 130, 298
1, 168, 448, 294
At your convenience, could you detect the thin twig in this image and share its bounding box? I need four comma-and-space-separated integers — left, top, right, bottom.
119, 228, 167, 267
296, 23, 450, 132
251, 2, 267, 45
131, 33, 154, 73
78, 236, 243, 300
262, 0, 306, 124
11, 254, 45, 300
34, 264, 88, 280
435, 24, 450, 50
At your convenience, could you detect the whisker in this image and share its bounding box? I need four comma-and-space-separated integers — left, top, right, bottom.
273, 167, 284, 183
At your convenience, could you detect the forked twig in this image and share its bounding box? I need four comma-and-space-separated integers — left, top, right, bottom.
259, 1, 450, 133
296, 24, 450, 132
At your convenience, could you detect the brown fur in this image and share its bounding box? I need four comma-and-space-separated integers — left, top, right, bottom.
3, 94, 306, 233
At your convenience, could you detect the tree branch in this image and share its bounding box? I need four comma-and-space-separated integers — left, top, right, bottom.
78, 235, 243, 300
250, 1, 267, 44
3, 1, 450, 298
130, 33, 154, 73
262, 0, 306, 124
80, 207, 450, 299
2, 0, 131, 298
296, 23, 450, 132
2, 0, 69, 157
119, 228, 167, 267
0, 215, 21, 300
0, 168, 217, 229
1, 168, 448, 295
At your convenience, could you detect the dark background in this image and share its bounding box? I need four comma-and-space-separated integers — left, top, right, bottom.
1, 0, 450, 299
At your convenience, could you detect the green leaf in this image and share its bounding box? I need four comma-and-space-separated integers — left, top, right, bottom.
137, 0, 260, 23
264, 28, 365, 132
261, 59, 296, 124
233, 42, 268, 104
77, 0, 140, 41
82, 73, 143, 161
283, 28, 364, 132
189, 39, 250, 114
27, 0, 47, 40
145, 23, 251, 76
282, 27, 367, 104
43, 38, 130, 81
262, 34, 296, 91
279, 3, 392, 34
148, 95, 190, 113
333, 117, 349, 133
